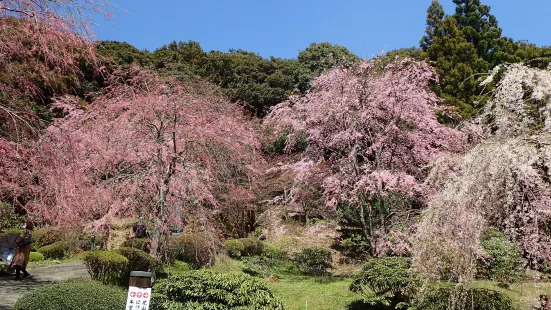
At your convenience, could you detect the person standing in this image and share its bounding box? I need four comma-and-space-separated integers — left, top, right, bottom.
10, 221, 33, 279
132, 217, 148, 239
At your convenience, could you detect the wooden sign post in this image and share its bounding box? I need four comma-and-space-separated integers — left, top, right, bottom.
125, 271, 153, 310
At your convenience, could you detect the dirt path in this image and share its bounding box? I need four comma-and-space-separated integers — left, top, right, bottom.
0, 260, 89, 310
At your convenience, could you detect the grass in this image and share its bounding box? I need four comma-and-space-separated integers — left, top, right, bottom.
473, 280, 551, 310
159, 255, 551, 310
266, 274, 357, 310
207, 255, 358, 310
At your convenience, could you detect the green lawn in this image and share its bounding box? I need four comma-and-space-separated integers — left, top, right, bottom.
205, 255, 358, 310
473, 280, 551, 310
166, 256, 551, 310
266, 274, 357, 310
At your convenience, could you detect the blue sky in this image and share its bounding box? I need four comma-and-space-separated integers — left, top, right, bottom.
94, 1, 551, 59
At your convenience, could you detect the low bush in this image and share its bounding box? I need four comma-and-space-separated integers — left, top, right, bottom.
150, 270, 283, 309
224, 239, 245, 258
477, 227, 526, 283
77, 240, 91, 252
171, 234, 217, 267
411, 285, 516, 310
337, 232, 371, 260
350, 257, 420, 309
83, 250, 128, 285
243, 256, 278, 277
121, 237, 150, 253
292, 247, 332, 276
114, 247, 162, 285
238, 237, 264, 256
263, 244, 288, 261
31, 227, 65, 251
13, 280, 126, 310
37, 241, 70, 259
0, 227, 22, 236
28, 252, 45, 262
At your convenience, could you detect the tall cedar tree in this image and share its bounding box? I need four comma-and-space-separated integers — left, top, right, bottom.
420, 0, 445, 51
421, 0, 524, 120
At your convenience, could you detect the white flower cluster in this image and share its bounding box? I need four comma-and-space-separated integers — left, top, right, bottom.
483, 64, 551, 137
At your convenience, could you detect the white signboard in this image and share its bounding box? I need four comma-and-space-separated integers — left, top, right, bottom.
125, 286, 151, 310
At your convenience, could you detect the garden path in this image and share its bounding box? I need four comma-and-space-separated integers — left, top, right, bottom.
0, 260, 89, 310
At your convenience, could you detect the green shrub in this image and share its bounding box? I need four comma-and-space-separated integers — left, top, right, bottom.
114, 247, 162, 285
412, 285, 516, 310
13, 280, 126, 310
0, 202, 24, 231
350, 257, 420, 309
0, 227, 22, 239
82, 250, 128, 285
292, 247, 332, 276
150, 270, 283, 310
243, 256, 278, 277
171, 234, 216, 267
28, 251, 45, 262
224, 239, 245, 258
337, 232, 370, 260
263, 244, 289, 261
37, 241, 70, 259
121, 237, 150, 253
31, 227, 65, 251
262, 127, 308, 155
238, 237, 264, 256
477, 227, 526, 283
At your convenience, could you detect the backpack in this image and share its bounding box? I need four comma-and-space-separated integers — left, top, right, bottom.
18, 231, 32, 248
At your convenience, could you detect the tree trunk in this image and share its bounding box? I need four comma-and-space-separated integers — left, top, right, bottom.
358, 201, 374, 255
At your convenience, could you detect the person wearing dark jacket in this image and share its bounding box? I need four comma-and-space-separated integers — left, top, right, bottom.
133, 217, 149, 238
10, 221, 33, 279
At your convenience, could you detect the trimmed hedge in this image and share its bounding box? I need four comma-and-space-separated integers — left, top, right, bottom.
224, 239, 245, 258
28, 252, 45, 262
171, 234, 216, 267
114, 247, 162, 285
0, 227, 22, 235
83, 251, 128, 285
150, 270, 283, 310
31, 228, 65, 251
292, 247, 332, 276
37, 241, 70, 259
13, 280, 126, 310
121, 237, 150, 253
237, 237, 264, 256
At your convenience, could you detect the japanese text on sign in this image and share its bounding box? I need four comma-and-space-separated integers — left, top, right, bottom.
125, 286, 151, 310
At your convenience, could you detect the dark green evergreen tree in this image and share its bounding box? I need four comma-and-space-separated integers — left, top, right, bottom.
420, 0, 445, 51
452, 0, 520, 67
426, 16, 482, 120
298, 42, 358, 74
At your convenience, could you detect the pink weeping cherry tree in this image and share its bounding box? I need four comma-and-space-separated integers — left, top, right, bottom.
263, 58, 465, 256
0, 0, 113, 139
1, 0, 113, 203
23, 67, 264, 257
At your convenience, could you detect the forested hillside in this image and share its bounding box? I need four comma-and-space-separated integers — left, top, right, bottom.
1, 1, 551, 309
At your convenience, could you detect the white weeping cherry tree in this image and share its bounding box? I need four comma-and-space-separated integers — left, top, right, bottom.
414, 63, 551, 283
